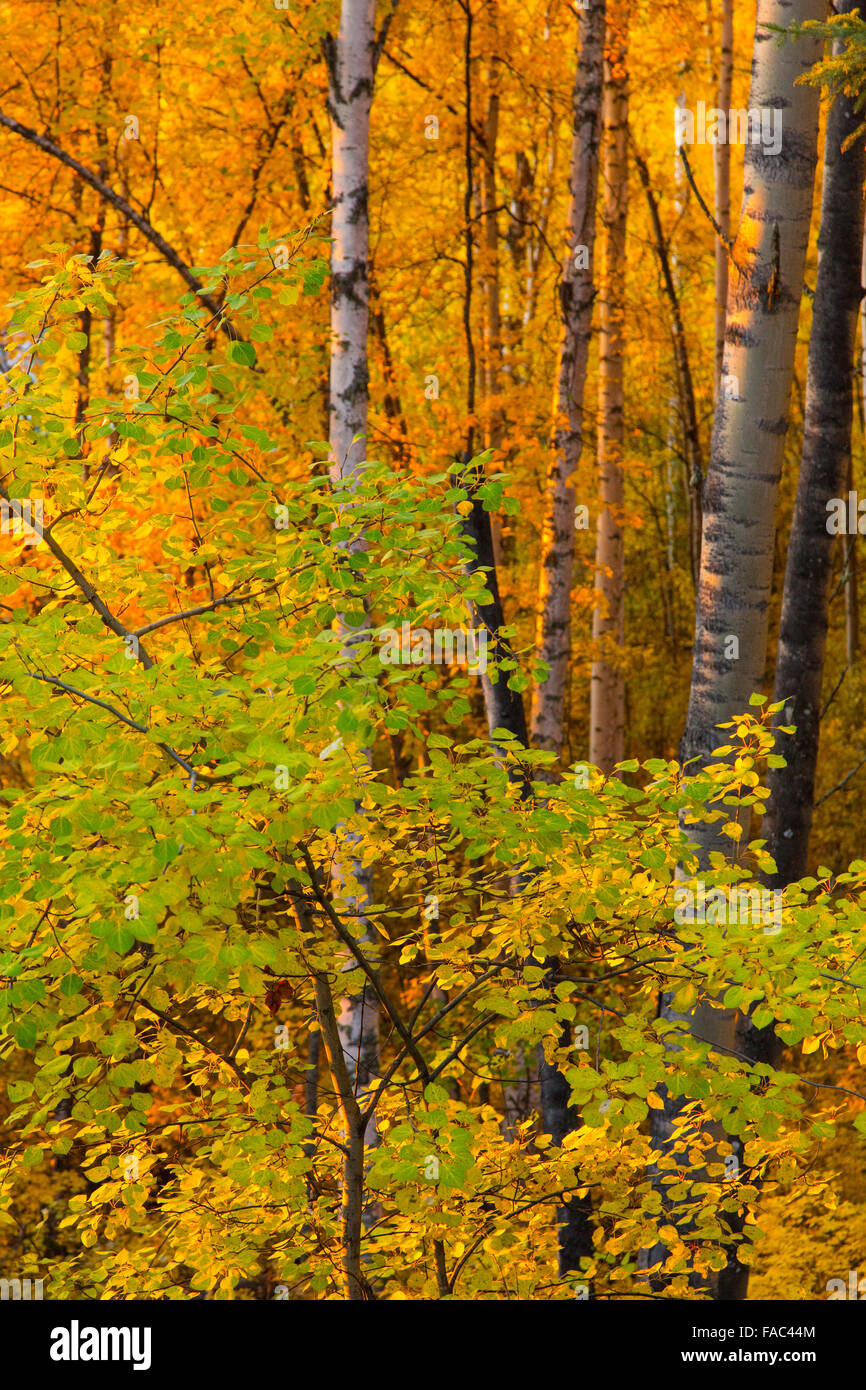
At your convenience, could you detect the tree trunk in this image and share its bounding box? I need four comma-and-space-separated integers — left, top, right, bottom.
589, 0, 629, 773
652, 0, 824, 1302
327, 0, 375, 483
313, 966, 369, 1301
479, 9, 504, 451
764, 4, 866, 887
679, 0, 824, 858
845, 451, 859, 666
531, 0, 606, 757
522, 15, 558, 337
714, 0, 733, 397
455, 457, 529, 752
530, 0, 607, 1278
326, 0, 381, 1094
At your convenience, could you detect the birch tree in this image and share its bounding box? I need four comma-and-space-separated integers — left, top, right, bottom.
327, 0, 377, 485
678, 0, 824, 858
324, 0, 383, 1101
714, 0, 734, 396
765, 0, 866, 886
531, 0, 606, 756
651, 0, 824, 1301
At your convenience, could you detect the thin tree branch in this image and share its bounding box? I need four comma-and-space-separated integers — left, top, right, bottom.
677, 144, 736, 255
137, 998, 252, 1088
131, 585, 280, 638
298, 843, 431, 1084
814, 752, 866, 807
15, 665, 232, 783
0, 482, 156, 668
373, 1, 400, 75
0, 109, 238, 338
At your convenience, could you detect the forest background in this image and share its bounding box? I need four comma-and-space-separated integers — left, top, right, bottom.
1, 0, 866, 1303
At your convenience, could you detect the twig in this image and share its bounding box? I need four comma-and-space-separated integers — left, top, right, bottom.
16, 665, 231, 783
677, 145, 736, 256
820, 664, 848, 720
814, 752, 866, 807
0, 109, 236, 335
229, 1003, 254, 1059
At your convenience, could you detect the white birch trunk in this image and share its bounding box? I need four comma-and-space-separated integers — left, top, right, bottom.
679, 0, 824, 860
714, 0, 733, 397
328, 0, 375, 484
327, 0, 380, 1096
648, 0, 824, 1301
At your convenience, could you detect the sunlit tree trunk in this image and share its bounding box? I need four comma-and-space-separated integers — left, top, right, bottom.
327, 0, 375, 483
679, 0, 823, 859
765, 4, 866, 886
589, 0, 629, 772
531, 0, 606, 756
653, 0, 824, 1303
479, 7, 504, 451
522, 57, 557, 334
325, 0, 380, 1094
714, 0, 733, 397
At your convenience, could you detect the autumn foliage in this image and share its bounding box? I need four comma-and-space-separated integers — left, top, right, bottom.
1, 0, 866, 1303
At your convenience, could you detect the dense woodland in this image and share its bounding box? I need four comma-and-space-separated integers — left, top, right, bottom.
2, 0, 866, 1304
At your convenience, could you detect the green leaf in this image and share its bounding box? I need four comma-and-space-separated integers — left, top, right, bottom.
228, 341, 257, 368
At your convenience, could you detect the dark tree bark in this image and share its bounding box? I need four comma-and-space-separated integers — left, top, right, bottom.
454, 455, 528, 751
